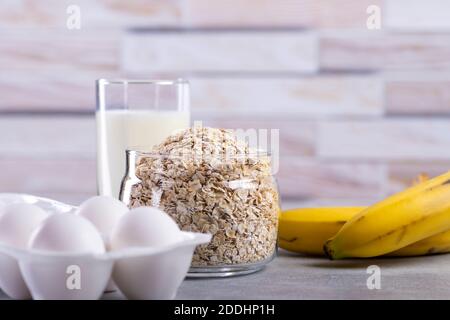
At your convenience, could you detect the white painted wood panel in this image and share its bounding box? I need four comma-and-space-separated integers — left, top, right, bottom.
0, 29, 120, 111
278, 158, 386, 199
385, 71, 450, 115
386, 0, 450, 31
0, 0, 181, 29
184, 0, 382, 29
0, 29, 119, 69
320, 32, 450, 71
0, 159, 96, 194
318, 120, 450, 160
190, 75, 383, 118
201, 119, 317, 156
123, 31, 319, 73
0, 116, 96, 158
0, 68, 118, 111
386, 81, 450, 115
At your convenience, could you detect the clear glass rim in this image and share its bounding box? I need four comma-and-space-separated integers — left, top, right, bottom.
95, 78, 190, 112
126, 148, 271, 159
96, 78, 189, 86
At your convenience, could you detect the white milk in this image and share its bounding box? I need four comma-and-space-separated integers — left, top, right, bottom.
96, 110, 190, 198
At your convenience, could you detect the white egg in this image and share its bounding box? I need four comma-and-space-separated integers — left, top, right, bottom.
0, 203, 50, 299
76, 196, 128, 244
0, 203, 50, 248
26, 213, 108, 300
110, 207, 183, 251
76, 196, 128, 293
28, 213, 105, 254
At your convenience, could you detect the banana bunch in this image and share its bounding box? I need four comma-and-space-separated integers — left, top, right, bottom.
279, 171, 450, 259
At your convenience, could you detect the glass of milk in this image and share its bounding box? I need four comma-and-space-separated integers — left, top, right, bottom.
96, 79, 190, 198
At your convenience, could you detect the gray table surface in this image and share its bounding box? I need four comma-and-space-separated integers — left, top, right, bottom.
2, 249, 450, 300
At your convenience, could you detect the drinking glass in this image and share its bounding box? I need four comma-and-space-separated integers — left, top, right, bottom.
96, 79, 190, 198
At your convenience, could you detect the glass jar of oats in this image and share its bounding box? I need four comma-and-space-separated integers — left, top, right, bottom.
119, 127, 280, 277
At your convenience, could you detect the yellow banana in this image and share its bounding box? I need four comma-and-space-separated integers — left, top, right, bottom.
278, 207, 364, 256
279, 206, 450, 257
324, 171, 450, 259
391, 229, 450, 256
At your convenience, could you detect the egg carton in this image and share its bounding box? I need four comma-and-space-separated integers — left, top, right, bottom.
0, 194, 211, 300
0, 193, 77, 214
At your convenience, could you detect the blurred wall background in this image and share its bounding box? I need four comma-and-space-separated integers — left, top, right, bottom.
1, 0, 450, 207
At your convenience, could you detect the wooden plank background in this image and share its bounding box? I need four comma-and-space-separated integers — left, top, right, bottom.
0, 0, 449, 207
